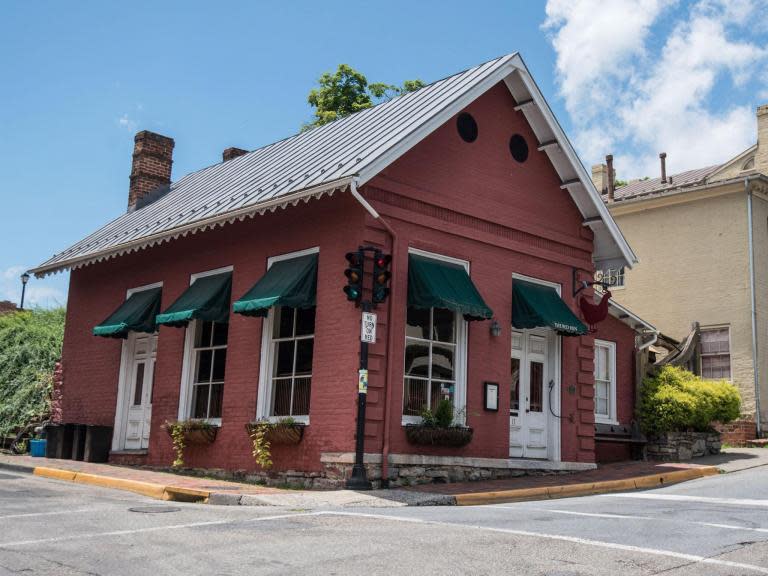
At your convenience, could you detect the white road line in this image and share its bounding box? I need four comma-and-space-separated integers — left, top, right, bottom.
524, 509, 653, 520
697, 522, 768, 534
493, 505, 768, 533
0, 508, 103, 520
318, 511, 768, 575
602, 493, 768, 507
0, 512, 321, 548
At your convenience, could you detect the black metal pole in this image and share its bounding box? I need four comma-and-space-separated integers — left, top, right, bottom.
347, 300, 372, 490
19, 281, 27, 311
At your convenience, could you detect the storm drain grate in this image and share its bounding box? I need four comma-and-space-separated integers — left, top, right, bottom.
128, 506, 181, 514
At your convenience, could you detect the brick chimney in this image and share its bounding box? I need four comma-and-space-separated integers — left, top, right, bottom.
128, 130, 174, 212
222, 147, 248, 162
606, 154, 615, 202
756, 104, 768, 175
591, 163, 608, 194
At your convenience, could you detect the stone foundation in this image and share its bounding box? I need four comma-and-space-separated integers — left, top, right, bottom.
646, 431, 722, 462
164, 453, 595, 490
714, 418, 757, 447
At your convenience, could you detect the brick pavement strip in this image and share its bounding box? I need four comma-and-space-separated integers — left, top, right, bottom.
0, 454, 720, 507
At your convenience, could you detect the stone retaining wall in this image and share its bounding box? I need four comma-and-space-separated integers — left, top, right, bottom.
646, 431, 721, 462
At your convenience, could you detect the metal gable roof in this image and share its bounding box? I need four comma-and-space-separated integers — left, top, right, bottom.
32, 52, 635, 277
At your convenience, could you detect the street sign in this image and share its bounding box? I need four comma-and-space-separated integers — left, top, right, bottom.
361, 311, 377, 343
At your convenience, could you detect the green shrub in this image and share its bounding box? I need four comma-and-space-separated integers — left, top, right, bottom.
639, 366, 740, 435
0, 308, 65, 440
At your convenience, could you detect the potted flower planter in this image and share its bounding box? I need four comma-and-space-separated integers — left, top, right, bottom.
246, 421, 305, 445
404, 425, 473, 447
184, 427, 217, 445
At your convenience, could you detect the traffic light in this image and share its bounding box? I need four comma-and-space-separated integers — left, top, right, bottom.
372, 252, 392, 304
343, 251, 364, 302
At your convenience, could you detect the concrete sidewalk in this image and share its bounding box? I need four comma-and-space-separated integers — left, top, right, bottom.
3, 450, 763, 507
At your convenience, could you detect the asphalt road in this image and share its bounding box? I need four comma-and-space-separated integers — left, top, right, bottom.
1, 465, 768, 575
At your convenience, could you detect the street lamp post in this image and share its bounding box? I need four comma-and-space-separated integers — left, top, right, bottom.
20, 272, 30, 310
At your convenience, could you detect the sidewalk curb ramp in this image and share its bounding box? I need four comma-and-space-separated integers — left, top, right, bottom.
31, 467, 210, 503
453, 466, 719, 506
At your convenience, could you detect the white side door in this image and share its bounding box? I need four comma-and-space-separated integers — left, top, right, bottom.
510, 330, 550, 459
123, 334, 157, 450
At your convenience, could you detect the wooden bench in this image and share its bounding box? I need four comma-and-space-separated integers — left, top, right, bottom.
595, 422, 647, 460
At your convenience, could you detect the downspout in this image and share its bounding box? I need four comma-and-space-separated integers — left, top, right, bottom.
747, 177, 762, 436
637, 332, 658, 352
349, 179, 399, 484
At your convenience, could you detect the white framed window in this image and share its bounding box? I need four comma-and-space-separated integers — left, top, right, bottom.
595, 267, 625, 288
189, 320, 228, 420
402, 249, 468, 425
256, 247, 318, 424
594, 339, 617, 424
700, 326, 731, 380
178, 266, 232, 425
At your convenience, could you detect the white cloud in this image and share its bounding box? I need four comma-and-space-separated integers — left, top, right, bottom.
1, 266, 67, 309
545, 0, 768, 179
117, 113, 137, 131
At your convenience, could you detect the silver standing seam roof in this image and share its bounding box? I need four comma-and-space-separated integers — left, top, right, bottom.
33, 52, 636, 277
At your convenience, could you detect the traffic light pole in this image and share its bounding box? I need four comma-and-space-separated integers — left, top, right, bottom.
346, 298, 373, 490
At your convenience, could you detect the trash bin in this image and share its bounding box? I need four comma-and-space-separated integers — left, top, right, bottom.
30, 439, 47, 457
61, 424, 75, 460
44, 424, 62, 459
71, 424, 87, 461
84, 425, 113, 463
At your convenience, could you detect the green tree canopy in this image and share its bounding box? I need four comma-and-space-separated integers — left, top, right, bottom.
0, 308, 65, 440
305, 64, 424, 129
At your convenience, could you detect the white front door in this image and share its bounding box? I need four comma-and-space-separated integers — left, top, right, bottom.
510, 330, 551, 459
121, 333, 157, 450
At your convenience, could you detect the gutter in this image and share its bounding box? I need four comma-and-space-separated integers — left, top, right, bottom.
746, 176, 763, 436
349, 179, 398, 485
637, 332, 658, 352
31, 177, 354, 278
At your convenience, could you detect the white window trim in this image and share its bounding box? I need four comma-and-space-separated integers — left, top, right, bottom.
113, 282, 163, 452
511, 273, 562, 462
593, 339, 618, 425
699, 325, 732, 381
595, 267, 625, 291
256, 247, 319, 424
402, 248, 469, 426
177, 266, 233, 426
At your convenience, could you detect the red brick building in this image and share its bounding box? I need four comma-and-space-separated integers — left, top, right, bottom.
32, 54, 655, 486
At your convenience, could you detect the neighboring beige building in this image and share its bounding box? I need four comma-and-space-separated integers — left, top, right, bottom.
592, 105, 768, 437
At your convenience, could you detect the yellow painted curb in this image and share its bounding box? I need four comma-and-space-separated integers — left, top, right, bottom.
455, 486, 550, 506
33, 467, 77, 482
163, 486, 210, 503
452, 466, 721, 506
547, 482, 597, 499
73, 472, 167, 500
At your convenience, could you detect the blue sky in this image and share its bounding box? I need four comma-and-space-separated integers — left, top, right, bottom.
1, 0, 766, 307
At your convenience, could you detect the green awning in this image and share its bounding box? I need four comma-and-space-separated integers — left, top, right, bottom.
512, 280, 587, 336
407, 254, 493, 321
93, 287, 162, 338
233, 253, 318, 317
156, 272, 232, 327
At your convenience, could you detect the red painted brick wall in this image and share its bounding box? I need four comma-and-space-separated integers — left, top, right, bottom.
591, 312, 638, 463
63, 194, 367, 472
59, 81, 639, 473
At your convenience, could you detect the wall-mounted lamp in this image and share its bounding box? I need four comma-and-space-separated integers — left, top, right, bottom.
490, 318, 501, 337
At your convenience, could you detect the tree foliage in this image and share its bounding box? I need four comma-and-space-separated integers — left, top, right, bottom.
305, 64, 424, 129
639, 366, 741, 435
0, 308, 65, 439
